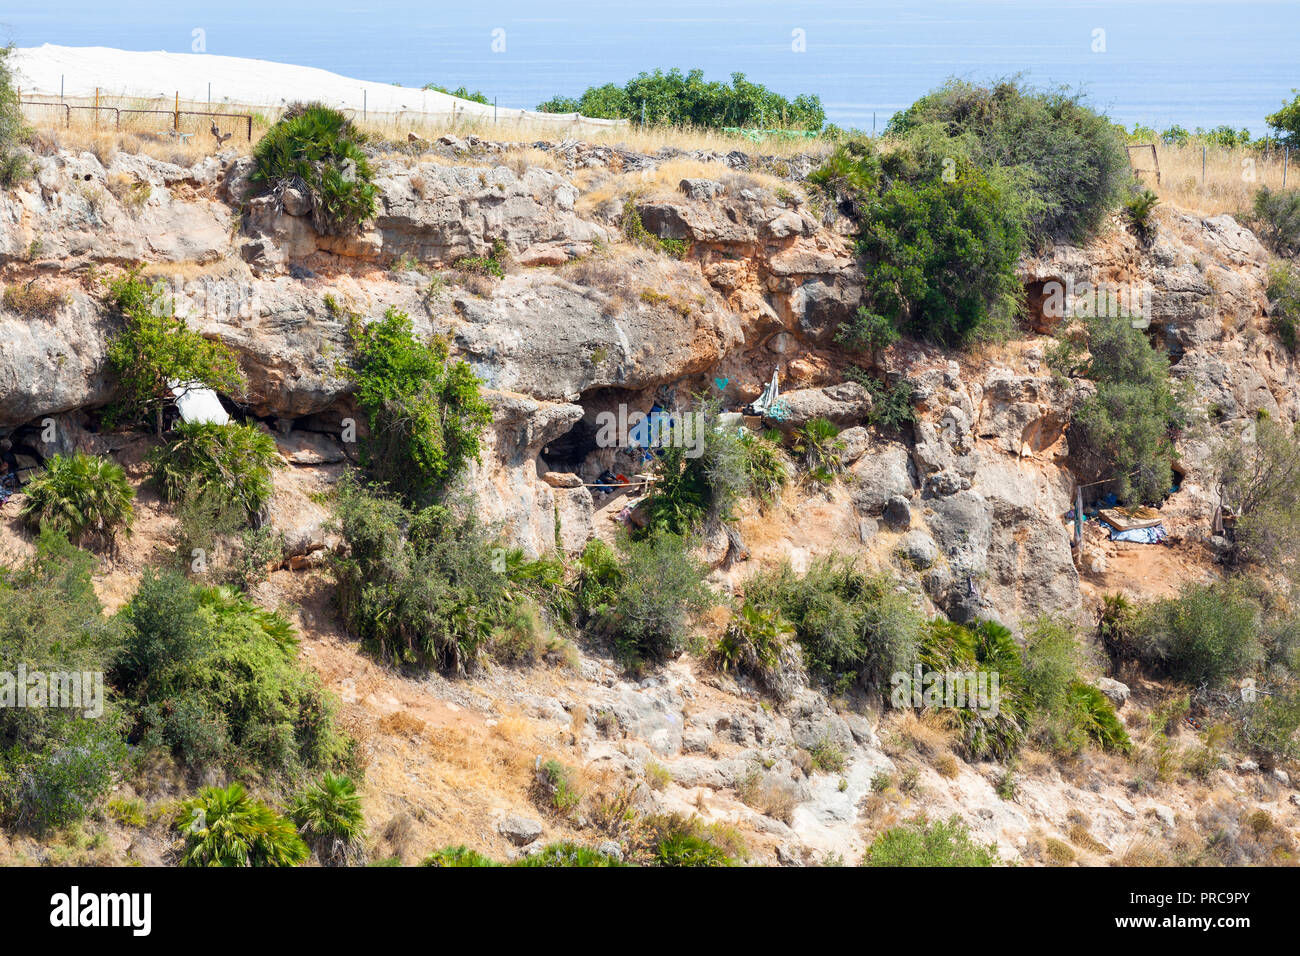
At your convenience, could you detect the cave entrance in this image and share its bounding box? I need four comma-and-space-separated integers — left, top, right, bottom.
1023, 277, 1066, 334
540, 386, 667, 499
541, 417, 601, 473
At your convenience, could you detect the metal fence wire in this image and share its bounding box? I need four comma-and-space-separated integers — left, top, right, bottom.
20, 99, 253, 141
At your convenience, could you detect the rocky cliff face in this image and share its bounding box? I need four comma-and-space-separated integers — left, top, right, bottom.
2, 135, 1296, 866
0, 137, 1284, 595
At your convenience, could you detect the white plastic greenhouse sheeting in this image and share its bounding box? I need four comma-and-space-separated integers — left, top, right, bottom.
169, 382, 230, 425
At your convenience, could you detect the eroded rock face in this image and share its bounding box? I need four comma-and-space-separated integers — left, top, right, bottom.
977, 371, 1071, 457
1020, 207, 1284, 439
374, 163, 610, 266
0, 289, 115, 427
771, 382, 873, 433
851, 443, 914, 515
1, 149, 233, 268
0, 144, 1282, 633
467, 391, 594, 558
238, 160, 612, 272
452, 268, 742, 403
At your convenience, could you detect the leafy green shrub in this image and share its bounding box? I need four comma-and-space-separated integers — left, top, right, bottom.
291, 773, 366, 866
176, 782, 308, 867
1052, 311, 1183, 503
104, 269, 244, 434
537, 68, 824, 131
421, 845, 499, 867
1022, 616, 1131, 755
250, 103, 377, 234
148, 421, 281, 521
1267, 90, 1300, 148
640, 446, 711, 534
0, 46, 31, 188
1266, 262, 1300, 355
8, 720, 126, 832
619, 200, 694, 259
845, 368, 917, 433
1214, 415, 1300, 569
0, 532, 125, 829
116, 573, 344, 775
818, 81, 1127, 349
534, 759, 581, 813
885, 78, 1131, 246
578, 532, 710, 668
20, 452, 135, 546
1250, 187, 1300, 257
640, 405, 748, 535
347, 307, 492, 501
849, 143, 1024, 347
809, 736, 846, 773
575, 538, 622, 621
711, 602, 801, 700
1135, 583, 1262, 688
835, 305, 900, 361
514, 842, 626, 867
490, 600, 575, 669
862, 814, 1001, 867
738, 429, 788, 507
422, 83, 490, 105
746, 556, 923, 694
641, 813, 739, 867
454, 238, 509, 278
332, 480, 507, 672
1236, 688, 1300, 766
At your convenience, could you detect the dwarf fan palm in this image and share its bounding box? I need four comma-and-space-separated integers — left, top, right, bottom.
177, 782, 308, 867
290, 774, 366, 866
19, 452, 135, 545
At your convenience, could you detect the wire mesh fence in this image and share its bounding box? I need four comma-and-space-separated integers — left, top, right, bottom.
20, 97, 254, 142
18, 88, 626, 146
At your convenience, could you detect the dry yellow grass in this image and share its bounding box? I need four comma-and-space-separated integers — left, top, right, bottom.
1142, 142, 1296, 217
882, 709, 959, 758
355, 111, 829, 159
574, 157, 796, 216
29, 125, 242, 167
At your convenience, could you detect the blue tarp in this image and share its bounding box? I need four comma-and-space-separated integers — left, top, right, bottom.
1100, 521, 1167, 544
627, 405, 672, 449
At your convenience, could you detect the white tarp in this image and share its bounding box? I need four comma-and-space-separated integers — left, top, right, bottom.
169, 381, 229, 425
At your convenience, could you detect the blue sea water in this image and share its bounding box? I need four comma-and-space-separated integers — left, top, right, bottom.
3, 0, 1298, 132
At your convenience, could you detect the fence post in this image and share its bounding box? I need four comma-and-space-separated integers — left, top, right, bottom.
174, 92, 180, 131
1202, 145, 1206, 186
494, 97, 497, 124
94, 87, 99, 129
